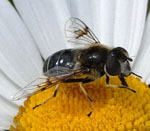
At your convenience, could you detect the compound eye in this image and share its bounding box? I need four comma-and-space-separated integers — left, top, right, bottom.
106, 53, 121, 76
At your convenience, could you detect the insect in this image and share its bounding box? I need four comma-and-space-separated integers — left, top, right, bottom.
13, 18, 141, 116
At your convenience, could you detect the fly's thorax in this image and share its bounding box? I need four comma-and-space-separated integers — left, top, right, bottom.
77, 45, 109, 69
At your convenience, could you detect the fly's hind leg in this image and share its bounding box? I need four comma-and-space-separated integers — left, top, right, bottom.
33, 84, 59, 109
63, 77, 94, 116
79, 83, 93, 117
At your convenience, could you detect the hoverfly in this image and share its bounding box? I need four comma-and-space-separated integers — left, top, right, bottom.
13, 18, 141, 116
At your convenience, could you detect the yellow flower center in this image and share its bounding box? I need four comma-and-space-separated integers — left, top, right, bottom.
10, 75, 150, 131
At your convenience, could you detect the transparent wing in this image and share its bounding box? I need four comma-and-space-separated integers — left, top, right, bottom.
12, 77, 48, 101
12, 68, 85, 101
65, 17, 100, 46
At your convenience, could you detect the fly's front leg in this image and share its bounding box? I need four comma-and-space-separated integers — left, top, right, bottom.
106, 75, 136, 93
119, 75, 136, 93
106, 75, 110, 85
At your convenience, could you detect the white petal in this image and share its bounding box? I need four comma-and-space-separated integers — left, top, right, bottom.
0, 70, 23, 105
13, 0, 148, 53
68, 0, 116, 47
14, 0, 70, 59
67, 0, 148, 53
146, 74, 150, 84
113, 0, 148, 60
133, 12, 150, 83
0, 0, 43, 86
0, 95, 18, 129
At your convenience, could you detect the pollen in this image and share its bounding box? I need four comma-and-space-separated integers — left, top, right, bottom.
10, 75, 150, 131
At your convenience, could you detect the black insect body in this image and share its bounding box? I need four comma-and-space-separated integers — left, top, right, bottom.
43, 45, 108, 79
13, 18, 141, 116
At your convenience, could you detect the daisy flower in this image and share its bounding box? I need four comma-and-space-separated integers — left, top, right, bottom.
0, 0, 150, 130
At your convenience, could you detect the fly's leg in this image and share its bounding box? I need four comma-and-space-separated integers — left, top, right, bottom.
79, 83, 93, 116
33, 84, 59, 109
63, 77, 94, 116
119, 75, 136, 93
106, 75, 136, 93
106, 75, 109, 85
